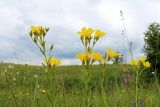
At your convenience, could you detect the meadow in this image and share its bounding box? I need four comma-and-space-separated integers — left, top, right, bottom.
1, 15, 160, 107
0, 63, 160, 107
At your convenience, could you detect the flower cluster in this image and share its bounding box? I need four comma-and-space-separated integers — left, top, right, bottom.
77, 27, 105, 50
29, 26, 49, 44
129, 57, 151, 107
107, 48, 120, 60
29, 25, 61, 68
76, 51, 101, 66
30, 26, 48, 36
76, 27, 120, 67
76, 27, 106, 67
99, 48, 120, 66
129, 56, 151, 68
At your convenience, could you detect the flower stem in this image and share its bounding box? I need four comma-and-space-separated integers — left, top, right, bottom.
4, 71, 19, 107
136, 70, 139, 107
33, 73, 39, 107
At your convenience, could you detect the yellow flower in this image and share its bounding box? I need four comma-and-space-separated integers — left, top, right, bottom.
30, 26, 46, 36
76, 52, 91, 64
108, 48, 119, 59
85, 52, 91, 61
129, 60, 139, 66
39, 88, 46, 94
31, 26, 40, 35
38, 26, 46, 36
94, 29, 106, 39
77, 27, 94, 38
76, 52, 86, 62
143, 61, 151, 68
92, 51, 101, 61
48, 57, 61, 67
139, 56, 147, 62
76, 53, 85, 63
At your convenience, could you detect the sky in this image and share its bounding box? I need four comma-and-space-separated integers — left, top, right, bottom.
0, 0, 160, 65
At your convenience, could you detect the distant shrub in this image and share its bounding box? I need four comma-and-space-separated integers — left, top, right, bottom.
144, 22, 160, 79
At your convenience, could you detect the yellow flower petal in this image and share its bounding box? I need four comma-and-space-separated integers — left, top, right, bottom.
108, 48, 119, 59
94, 29, 106, 39
77, 27, 94, 38
129, 60, 139, 66
139, 56, 147, 62
30, 26, 46, 36
85, 52, 91, 61
92, 51, 101, 61
76, 52, 86, 62
76, 52, 91, 64
48, 57, 61, 66
143, 61, 151, 68
39, 88, 46, 94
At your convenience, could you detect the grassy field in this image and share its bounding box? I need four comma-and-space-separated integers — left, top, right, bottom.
0, 63, 160, 107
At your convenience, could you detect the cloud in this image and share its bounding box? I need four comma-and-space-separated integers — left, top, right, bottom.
0, 0, 160, 65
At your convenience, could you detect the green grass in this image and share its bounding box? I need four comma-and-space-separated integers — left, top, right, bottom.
0, 63, 159, 107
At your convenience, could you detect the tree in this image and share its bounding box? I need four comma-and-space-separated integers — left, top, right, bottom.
144, 22, 160, 78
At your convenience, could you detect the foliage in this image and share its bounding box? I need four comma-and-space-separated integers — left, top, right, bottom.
0, 64, 160, 107
144, 22, 160, 78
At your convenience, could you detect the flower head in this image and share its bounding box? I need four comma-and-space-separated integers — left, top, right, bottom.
76, 52, 86, 63
129, 60, 139, 66
31, 26, 41, 36
139, 56, 147, 62
30, 26, 48, 37
92, 51, 101, 61
30, 26, 40, 35
108, 48, 119, 59
94, 29, 106, 39
39, 88, 47, 94
77, 27, 94, 39
143, 61, 151, 68
85, 52, 91, 61
76, 52, 91, 64
48, 57, 61, 67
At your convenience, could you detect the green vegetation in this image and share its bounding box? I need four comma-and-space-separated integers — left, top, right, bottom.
144, 22, 160, 78
0, 63, 159, 107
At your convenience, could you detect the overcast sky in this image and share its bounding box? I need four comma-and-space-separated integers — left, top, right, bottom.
0, 0, 160, 65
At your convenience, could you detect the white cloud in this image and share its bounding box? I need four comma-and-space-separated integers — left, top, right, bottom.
0, 0, 160, 65
61, 58, 80, 65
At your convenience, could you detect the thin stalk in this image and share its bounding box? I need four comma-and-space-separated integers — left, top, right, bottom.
120, 10, 134, 61
47, 67, 56, 107
120, 10, 139, 106
84, 67, 91, 107
101, 68, 106, 106
4, 71, 19, 107
135, 70, 139, 107
33, 73, 39, 107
